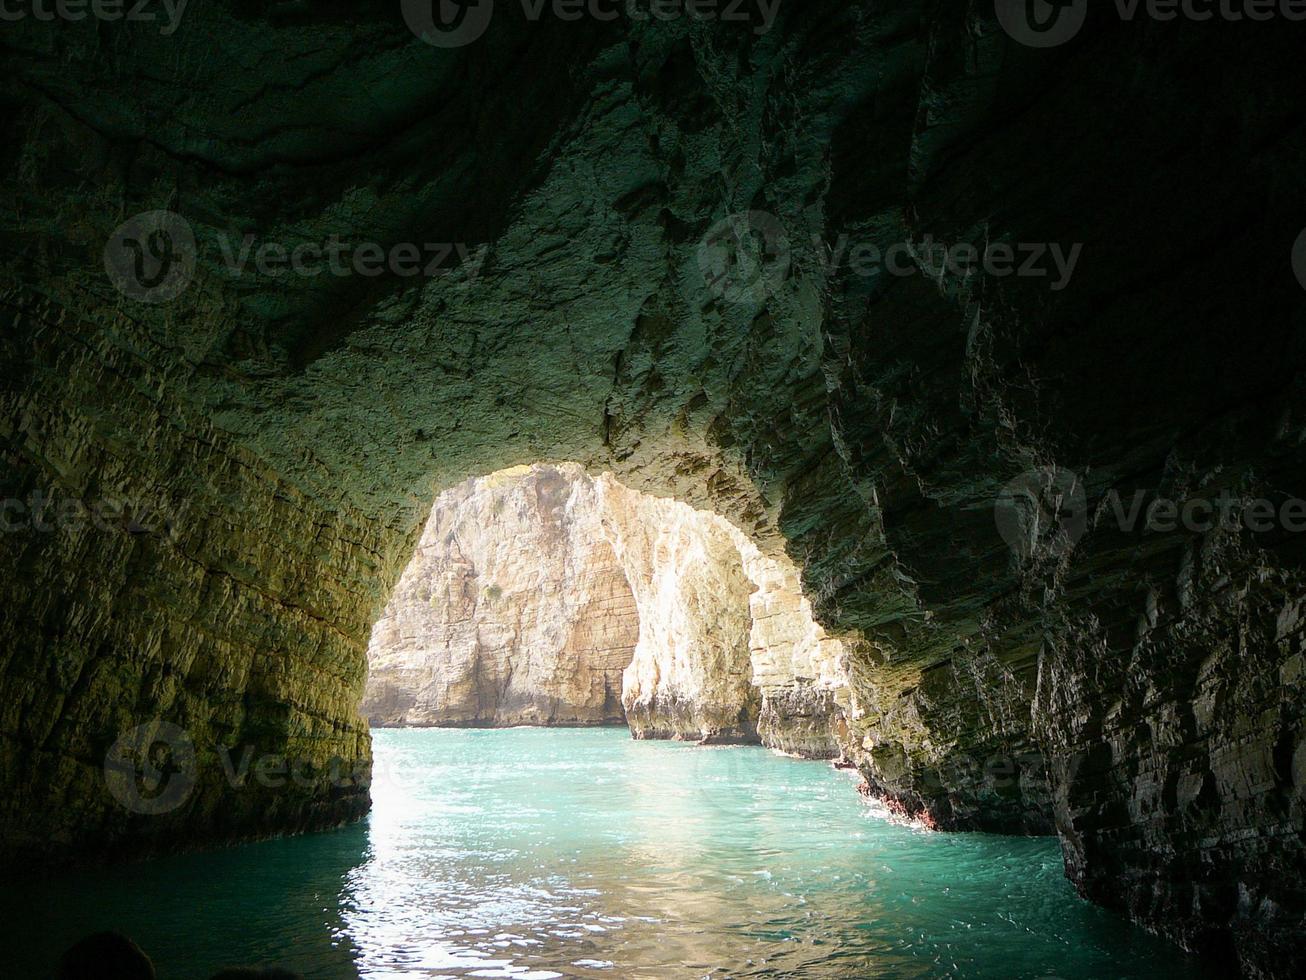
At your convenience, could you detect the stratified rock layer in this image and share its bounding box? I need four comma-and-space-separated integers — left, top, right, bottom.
730, 531, 852, 759
363, 465, 851, 749
362, 465, 639, 727
2, 5, 1303, 974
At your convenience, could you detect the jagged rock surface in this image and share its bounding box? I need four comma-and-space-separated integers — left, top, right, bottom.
2, 5, 1303, 974
594, 472, 762, 742
728, 529, 853, 759
364, 464, 851, 749
362, 465, 639, 727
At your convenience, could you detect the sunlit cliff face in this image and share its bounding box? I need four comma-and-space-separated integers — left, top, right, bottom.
363, 464, 852, 753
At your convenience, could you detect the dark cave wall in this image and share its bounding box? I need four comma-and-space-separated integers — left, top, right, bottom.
1, 3, 1304, 974
0, 290, 376, 860
811, 9, 1306, 971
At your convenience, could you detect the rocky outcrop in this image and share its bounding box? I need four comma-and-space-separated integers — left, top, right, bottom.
362, 465, 639, 727
2, 4, 1303, 974
1034, 518, 1306, 969
593, 474, 761, 742
363, 465, 850, 748
729, 531, 853, 759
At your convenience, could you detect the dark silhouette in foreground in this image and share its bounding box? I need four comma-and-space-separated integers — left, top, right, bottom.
57, 932, 304, 980
57, 932, 154, 980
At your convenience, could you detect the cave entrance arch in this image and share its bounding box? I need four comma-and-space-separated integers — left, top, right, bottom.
360, 462, 852, 753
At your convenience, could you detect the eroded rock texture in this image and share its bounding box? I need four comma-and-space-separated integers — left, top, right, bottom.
2, 4, 1304, 973
364, 463, 850, 748
362, 465, 639, 727
595, 472, 763, 742
729, 530, 852, 759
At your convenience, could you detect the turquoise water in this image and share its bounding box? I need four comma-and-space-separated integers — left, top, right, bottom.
7, 728, 1208, 978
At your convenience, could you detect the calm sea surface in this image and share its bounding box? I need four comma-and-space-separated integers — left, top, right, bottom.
7, 727, 1211, 978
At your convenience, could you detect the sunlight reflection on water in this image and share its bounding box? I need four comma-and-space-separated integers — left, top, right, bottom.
7, 728, 1215, 979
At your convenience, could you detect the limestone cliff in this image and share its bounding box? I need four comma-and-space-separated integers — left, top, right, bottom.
364, 465, 850, 750
593, 474, 762, 742
727, 529, 853, 759
362, 465, 639, 727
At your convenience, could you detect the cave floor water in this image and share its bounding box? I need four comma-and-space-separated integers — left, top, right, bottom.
8, 727, 1213, 979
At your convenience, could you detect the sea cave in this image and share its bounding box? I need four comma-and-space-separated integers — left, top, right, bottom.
1, 3, 1304, 978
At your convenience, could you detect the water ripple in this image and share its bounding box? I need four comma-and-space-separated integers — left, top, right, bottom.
6, 728, 1217, 979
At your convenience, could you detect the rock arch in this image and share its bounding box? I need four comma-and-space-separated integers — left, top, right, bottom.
362, 462, 853, 753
